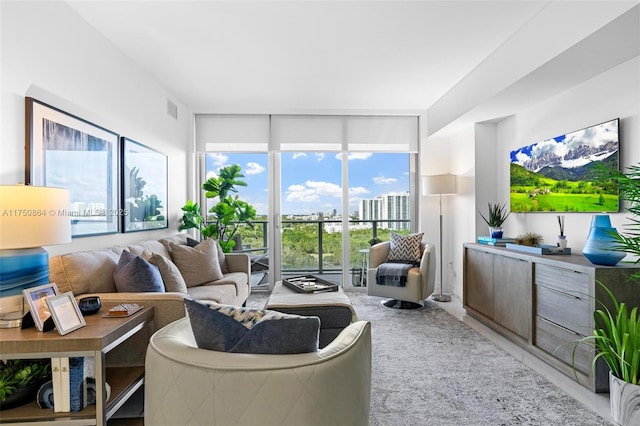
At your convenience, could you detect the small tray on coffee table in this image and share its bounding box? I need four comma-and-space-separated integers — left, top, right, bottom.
282, 275, 339, 293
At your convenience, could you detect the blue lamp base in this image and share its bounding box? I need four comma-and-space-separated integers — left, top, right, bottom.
0, 248, 50, 297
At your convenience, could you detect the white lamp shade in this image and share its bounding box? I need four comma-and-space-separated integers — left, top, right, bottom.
0, 186, 71, 249
422, 174, 457, 196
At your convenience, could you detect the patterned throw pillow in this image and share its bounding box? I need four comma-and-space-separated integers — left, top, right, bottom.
184, 299, 320, 354
113, 250, 165, 293
386, 232, 424, 263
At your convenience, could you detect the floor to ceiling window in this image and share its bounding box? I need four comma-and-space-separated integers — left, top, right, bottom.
195, 114, 418, 289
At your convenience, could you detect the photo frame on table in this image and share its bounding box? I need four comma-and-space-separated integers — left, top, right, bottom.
121, 137, 168, 232
23, 283, 59, 331
25, 97, 120, 237
45, 291, 86, 336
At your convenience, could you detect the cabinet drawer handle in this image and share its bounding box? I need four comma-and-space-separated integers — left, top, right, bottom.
541, 285, 581, 299
538, 316, 582, 336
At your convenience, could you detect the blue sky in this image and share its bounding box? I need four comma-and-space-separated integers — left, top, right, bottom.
206, 152, 409, 215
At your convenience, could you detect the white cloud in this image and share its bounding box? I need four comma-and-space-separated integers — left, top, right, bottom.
349, 186, 369, 196
348, 152, 372, 160
292, 152, 307, 159
315, 153, 325, 161
373, 175, 397, 184
515, 151, 530, 165
245, 162, 264, 175
285, 180, 341, 202
208, 153, 228, 167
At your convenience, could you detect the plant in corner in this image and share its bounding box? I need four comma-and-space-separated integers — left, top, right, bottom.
179, 164, 257, 253
573, 163, 640, 426
479, 202, 510, 238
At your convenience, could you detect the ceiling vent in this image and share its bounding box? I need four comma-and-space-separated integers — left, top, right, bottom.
166, 99, 178, 120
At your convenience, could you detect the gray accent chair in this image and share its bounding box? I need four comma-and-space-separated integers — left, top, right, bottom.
367, 240, 437, 308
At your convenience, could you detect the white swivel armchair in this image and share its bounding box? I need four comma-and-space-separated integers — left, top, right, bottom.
367, 240, 437, 309
145, 317, 372, 426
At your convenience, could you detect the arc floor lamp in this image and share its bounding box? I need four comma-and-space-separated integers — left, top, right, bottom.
422, 174, 457, 302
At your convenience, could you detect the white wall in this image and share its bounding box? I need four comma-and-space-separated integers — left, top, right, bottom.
0, 1, 190, 311
434, 56, 640, 305
1, 1, 190, 256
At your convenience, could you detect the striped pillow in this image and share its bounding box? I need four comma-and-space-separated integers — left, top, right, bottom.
387, 232, 423, 263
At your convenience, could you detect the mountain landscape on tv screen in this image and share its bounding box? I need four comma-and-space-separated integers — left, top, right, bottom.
509, 119, 619, 213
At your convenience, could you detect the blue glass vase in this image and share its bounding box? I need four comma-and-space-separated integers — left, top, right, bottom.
582, 215, 625, 266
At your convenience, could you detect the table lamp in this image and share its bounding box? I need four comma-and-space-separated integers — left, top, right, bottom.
422, 174, 457, 302
0, 185, 71, 327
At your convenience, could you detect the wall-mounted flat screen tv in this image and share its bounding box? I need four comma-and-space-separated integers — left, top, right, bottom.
509, 118, 619, 213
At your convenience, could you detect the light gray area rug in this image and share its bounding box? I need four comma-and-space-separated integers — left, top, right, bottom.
247, 290, 609, 426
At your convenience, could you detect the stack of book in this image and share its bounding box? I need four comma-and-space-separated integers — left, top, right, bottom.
477, 236, 516, 247
50, 357, 86, 412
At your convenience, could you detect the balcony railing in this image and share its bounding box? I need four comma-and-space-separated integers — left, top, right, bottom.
237, 218, 411, 280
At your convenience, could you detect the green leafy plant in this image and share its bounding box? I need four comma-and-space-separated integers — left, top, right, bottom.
573, 163, 640, 385
514, 232, 543, 247
608, 164, 640, 260
0, 359, 51, 401
479, 202, 510, 227
576, 282, 640, 384
179, 164, 257, 252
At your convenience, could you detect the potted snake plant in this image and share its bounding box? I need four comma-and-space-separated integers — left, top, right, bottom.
479, 202, 510, 238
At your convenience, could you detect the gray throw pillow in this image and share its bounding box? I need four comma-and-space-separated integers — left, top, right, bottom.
184, 299, 320, 354
113, 250, 165, 293
171, 238, 223, 287
142, 251, 188, 293
387, 232, 423, 263
187, 237, 229, 274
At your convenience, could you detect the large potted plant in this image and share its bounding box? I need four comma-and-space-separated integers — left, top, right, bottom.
479, 202, 510, 238
575, 164, 640, 426
180, 164, 257, 252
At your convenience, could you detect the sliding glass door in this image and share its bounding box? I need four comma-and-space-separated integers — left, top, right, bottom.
196, 113, 418, 290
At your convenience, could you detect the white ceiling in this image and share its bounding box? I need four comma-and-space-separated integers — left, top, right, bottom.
66, 1, 639, 133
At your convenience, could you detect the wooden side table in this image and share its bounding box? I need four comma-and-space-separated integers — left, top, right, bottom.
0, 305, 154, 425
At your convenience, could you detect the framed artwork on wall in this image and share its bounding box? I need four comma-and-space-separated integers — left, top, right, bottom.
25, 97, 120, 237
121, 137, 168, 232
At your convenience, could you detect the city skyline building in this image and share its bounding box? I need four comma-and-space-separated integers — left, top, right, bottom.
359, 191, 410, 230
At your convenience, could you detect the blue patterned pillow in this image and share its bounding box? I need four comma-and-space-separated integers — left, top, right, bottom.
113, 250, 165, 292
184, 299, 320, 354
387, 232, 423, 263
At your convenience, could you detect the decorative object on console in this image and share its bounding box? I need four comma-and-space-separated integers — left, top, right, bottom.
121, 137, 168, 232
422, 174, 457, 302
557, 215, 568, 248
0, 185, 70, 328
582, 214, 625, 266
507, 232, 571, 255
25, 97, 120, 237
479, 202, 510, 239
514, 232, 543, 247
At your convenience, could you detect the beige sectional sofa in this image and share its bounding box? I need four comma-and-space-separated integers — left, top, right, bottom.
48, 233, 251, 364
